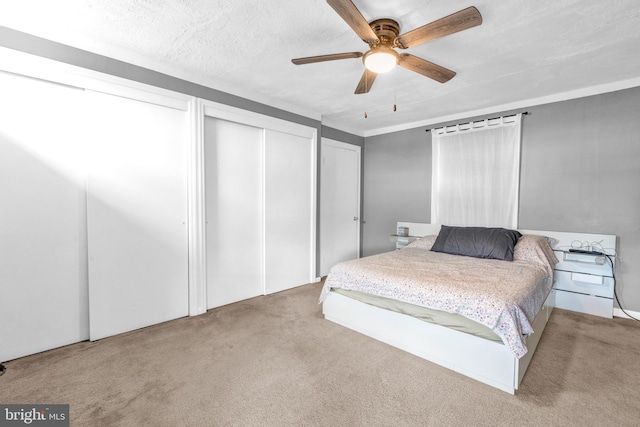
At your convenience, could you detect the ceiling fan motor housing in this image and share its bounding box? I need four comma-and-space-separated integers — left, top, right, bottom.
368, 18, 400, 47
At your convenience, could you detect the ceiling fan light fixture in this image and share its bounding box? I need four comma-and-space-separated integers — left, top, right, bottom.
363, 47, 399, 74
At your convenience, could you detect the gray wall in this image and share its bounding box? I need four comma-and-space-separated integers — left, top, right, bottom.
363, 87, 640, 312
320, 125, 364, 148
363, 127, 430, 255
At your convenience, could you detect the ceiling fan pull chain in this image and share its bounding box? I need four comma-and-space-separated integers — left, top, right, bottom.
393, 67, 397, 112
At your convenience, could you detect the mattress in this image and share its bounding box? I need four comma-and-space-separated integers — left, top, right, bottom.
332, 288, 502, 342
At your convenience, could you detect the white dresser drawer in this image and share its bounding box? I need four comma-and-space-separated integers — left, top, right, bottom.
553, 250, 614, 276
554, 270, 614, 298
555, 289, 613, 318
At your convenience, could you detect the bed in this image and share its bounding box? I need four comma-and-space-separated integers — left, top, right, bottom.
320, 223, 562, 394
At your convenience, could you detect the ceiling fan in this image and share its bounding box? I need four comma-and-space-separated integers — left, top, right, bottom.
292, 0, 482, 94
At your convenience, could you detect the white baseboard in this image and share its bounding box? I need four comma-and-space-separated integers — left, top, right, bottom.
613, 307, 640, 320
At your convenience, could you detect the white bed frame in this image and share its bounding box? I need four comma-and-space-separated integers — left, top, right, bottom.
322, 222, 615, 394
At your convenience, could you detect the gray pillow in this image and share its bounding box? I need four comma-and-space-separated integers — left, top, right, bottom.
431, 225, 522, 261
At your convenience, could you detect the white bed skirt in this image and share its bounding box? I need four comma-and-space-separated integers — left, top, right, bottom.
322, 288, 555, 394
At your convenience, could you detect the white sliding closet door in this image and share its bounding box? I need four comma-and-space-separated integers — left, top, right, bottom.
205, 118, 263, 308
265, 130, 314, 294
86, 90, 188, 341
202, 102, 316, 307
0, 72, 88, 362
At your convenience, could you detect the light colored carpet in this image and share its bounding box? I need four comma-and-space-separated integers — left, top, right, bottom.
1, 281, 639, 426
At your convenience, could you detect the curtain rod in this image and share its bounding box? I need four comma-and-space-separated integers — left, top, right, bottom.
425, 111, 529, 132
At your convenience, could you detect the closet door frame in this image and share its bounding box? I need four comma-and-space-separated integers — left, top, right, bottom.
193, 99, 317, 309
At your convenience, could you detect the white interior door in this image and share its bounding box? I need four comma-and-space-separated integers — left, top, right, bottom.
86, 90, 189, 341
0, 72, 88, 362
264, 130, 315, 294
320, 138, 361, 276
205, 118, 263, 308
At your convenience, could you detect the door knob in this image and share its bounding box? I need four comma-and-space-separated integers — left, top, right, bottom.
353, 217, 359, 221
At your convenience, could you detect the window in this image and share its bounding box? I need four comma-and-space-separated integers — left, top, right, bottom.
431, 114, 522, 228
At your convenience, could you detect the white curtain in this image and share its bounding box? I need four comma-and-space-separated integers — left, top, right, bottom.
431, 114, 521, 229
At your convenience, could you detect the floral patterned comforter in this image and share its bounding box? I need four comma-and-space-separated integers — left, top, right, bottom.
319, 236, 557, 358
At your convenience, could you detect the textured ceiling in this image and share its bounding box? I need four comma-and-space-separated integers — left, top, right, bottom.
2, 0, 640, 135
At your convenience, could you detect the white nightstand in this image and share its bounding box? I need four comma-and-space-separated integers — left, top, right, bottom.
553, 250, 616, 318
389, 234, 418, 250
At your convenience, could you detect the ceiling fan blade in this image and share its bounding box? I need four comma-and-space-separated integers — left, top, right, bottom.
398, 54, 456, 83
396, 6, 482, 48
327, 0, 379, 44
355, 69, 377, 94
292, 52, 363, 65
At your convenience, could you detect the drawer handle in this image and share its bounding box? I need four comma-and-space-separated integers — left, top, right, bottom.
571, 272, 603, 285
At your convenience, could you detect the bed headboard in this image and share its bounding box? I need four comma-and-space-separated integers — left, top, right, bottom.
397, 222, 617, 256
